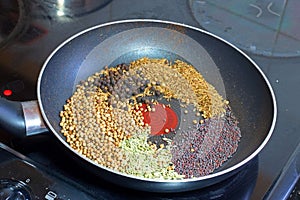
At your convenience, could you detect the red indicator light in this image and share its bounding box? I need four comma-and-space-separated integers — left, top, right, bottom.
3, 89, 13, 96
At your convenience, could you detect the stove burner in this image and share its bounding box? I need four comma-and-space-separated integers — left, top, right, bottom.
0, 0, 25, 48
189, 0, 300, 57
0, 0, 112, 48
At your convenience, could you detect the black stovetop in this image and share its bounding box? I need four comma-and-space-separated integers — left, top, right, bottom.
1, 0, 300, 199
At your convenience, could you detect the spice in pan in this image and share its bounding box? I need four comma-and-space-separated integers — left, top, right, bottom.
129, 58, 227, 118
60, 85, 126, 171
120, 129, 184, 179
140, 103, 179, 136
60, 57, 241, 180
171, 105, 241, 178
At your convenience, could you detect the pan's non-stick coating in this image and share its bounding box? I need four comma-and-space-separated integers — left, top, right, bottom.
38, 20, 276, 192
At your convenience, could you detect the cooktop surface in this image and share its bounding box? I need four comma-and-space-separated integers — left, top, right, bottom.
1, 0, 300, 199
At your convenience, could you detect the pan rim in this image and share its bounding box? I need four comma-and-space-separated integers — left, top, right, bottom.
37, 19, 277, 183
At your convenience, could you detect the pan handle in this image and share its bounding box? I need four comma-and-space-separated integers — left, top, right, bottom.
0, 97, 48, 138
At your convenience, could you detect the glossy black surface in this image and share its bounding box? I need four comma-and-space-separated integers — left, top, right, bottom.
0, 143, 95, 199
0, 97, 25, 137
0, 179, 32, 200
265, 142, 300, 200
189, 0, 300, 57
0, 0, 300, 199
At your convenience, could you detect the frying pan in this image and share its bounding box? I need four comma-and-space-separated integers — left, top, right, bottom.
0, 19, 277, 192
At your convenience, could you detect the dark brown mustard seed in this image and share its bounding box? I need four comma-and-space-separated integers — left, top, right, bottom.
171, 105, 241, 178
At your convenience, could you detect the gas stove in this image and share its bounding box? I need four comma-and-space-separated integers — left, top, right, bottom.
1, 0, 300, 199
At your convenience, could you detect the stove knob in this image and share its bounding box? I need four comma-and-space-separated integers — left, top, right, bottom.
0, 179, 31, 200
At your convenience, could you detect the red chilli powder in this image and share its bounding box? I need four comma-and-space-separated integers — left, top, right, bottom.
140, 103, 178, 135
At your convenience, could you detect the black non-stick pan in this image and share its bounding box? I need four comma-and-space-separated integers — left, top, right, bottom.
0, 19, 277, 192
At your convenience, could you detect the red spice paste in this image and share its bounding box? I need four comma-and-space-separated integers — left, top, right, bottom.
139, 103, 178, 135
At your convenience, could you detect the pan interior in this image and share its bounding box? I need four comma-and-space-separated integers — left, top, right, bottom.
74, 26, 226, 97
39, 21, 274, 177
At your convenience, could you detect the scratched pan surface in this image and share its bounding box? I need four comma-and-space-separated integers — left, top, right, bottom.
37, 19, 277, 192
